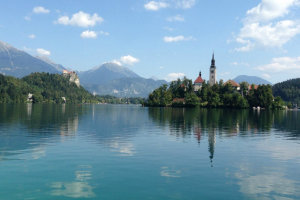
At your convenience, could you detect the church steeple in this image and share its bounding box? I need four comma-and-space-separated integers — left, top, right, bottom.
209, 52, 217, 86
211, 52, 215, 68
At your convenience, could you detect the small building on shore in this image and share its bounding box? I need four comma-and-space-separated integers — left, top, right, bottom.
194, 71, 204, 92
225, 80, 240, 91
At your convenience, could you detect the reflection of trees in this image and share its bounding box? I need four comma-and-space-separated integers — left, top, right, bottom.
0, 104, 83, 132
0, 104, 83, 160
273, 111, 300, 138
148, 108, 274, 138
148, 108, 299, 164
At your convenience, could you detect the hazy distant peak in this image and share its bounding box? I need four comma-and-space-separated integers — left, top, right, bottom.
0, 40, 20, 52
233, 75, 272, 85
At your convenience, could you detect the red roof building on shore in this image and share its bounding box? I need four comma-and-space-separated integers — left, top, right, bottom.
248, 84, 259, 90
194, 71, 204, 92
194, 72, 204, 84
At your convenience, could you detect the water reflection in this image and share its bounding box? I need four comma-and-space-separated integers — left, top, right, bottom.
235, 164, 299, 200
148, 108, 300, 165
0, 104, 83, 160
51, 165, 95, 198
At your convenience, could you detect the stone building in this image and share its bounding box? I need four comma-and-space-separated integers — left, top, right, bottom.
63, 70, 80, 87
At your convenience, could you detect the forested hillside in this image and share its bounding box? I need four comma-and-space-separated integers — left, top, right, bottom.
0, 73, 97, 103
272, 78, 300, 106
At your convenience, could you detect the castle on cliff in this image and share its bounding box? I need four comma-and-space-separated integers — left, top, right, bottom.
63, 70, 80, 87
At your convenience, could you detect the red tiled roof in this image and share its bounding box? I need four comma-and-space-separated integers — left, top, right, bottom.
172, 98, 185, 102
248, 85, 259, 90
225, 80, 240, 87
194, 76, 204, 84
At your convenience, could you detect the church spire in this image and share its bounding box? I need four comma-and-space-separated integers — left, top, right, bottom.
211, 52, 215, 67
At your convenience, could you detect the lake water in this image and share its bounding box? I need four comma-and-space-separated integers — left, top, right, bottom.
0, 104, 300, 200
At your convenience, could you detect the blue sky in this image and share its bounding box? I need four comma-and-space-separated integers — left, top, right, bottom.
0, 0, 300, 83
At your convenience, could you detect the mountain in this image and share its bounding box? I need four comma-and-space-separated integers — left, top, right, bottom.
272, 78, 300, 106
35, 56, 66, 72
85, 77, 167, 97
0, 41, 64, 77
233, 75, 272, 85
79, 63, 167, 97
79, 62, 140, 85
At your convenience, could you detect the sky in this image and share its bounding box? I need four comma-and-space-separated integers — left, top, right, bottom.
0, 0, 300, 83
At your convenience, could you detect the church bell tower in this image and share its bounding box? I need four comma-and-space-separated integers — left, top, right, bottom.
209, 53, 217, 86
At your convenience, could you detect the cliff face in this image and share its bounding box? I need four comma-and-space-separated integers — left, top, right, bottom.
63, 70, 80, 87
69, 73, 80, 87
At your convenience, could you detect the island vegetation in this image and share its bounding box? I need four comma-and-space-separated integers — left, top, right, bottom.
0, 73, 144, 104
272, 78, 300, 107
145, 77, 286, 109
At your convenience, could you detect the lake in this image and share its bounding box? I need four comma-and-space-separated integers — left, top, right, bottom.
0, 104, 300, 200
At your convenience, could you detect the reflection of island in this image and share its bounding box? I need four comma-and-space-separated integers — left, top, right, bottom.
148, 107, 299, 165
208, 129, 216, 167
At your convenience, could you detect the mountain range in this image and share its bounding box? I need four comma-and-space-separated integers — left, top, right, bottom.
0, 40, 166, 97
0, 41, 65, 77
0, 40, 273, 97
79, 63, 167, 97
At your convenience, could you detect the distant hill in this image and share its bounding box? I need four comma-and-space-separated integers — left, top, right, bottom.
0, 41, 65, 77
233, 75, 272, 85
0, 73, 97, 103
79, 62, 167, 97
272, 78, 300, 106
85, 77, 168, 97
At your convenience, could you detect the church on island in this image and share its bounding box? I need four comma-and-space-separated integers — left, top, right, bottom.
193, 53, 242, 92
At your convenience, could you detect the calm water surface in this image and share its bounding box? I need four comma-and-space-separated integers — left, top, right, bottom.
0, 104, 300, 200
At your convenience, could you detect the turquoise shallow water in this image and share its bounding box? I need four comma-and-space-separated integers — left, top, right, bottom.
0, 104, 300, 200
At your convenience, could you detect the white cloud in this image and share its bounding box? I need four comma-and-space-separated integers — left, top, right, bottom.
163, 35, 193, 42
36, 48, 51, 56
256, 56, 300, 72
99, 31, 109, 36
246, 0, 298, 22
24, 16, 31, 21
262, 73, 271, 79
144, 1, 169, 11
237, 20, 300, 50
144, 0, 195, 10
33, 6, 50, 14
56, 11, 103, 27
175, 0, 196, 9
120, 55, 139, 65
111, 60, 122, 66
231, 62, 249, 66
165, 72, 185, 81
166, 15, 184, 22
80, 30, 97, 39
163, 26, 174, 31
28, 34, 36, 39
235, 0, 300, 51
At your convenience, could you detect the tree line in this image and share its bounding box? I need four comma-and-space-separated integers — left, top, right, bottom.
145, 77, 286, 109
0, 73, 144, 104
272, 78, 300, 107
